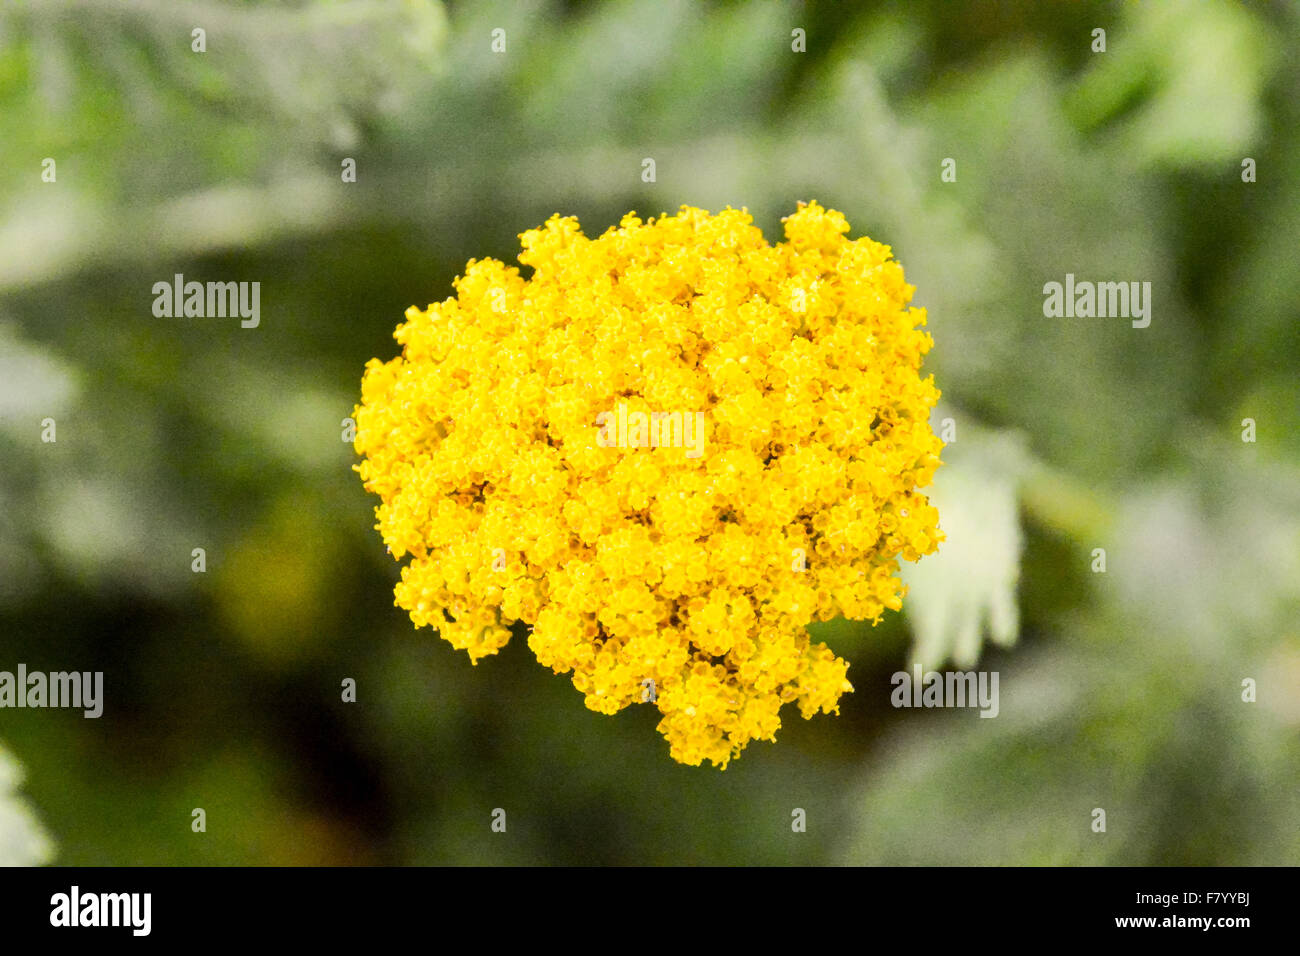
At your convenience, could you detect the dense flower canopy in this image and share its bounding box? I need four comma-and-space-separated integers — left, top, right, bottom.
354, 202, 943, 767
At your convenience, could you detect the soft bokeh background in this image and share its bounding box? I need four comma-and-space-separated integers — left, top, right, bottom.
1, 0, 1297, 865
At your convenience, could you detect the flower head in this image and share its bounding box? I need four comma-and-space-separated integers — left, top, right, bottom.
354, 202, 943, 767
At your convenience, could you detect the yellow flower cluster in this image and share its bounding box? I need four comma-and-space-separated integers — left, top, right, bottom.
354, 202, 943, 768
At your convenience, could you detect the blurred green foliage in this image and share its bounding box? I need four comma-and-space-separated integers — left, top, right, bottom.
0, 0, 1296, 865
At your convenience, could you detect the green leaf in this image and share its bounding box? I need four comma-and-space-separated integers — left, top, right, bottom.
0, 743, 54, 866
1066, 0, 1279, 171
901, 426, 1029, 669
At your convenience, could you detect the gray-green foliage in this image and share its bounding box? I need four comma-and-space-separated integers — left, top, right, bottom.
901, 428, 1028, 670
833, 0, 1300, 864
0, 744, 53, 866
843, 444, 1300, 864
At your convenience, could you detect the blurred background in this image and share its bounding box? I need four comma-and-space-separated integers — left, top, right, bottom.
1, 0, 1297, 865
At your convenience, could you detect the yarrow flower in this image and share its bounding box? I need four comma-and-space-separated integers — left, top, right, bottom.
354, 202, 944, 768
